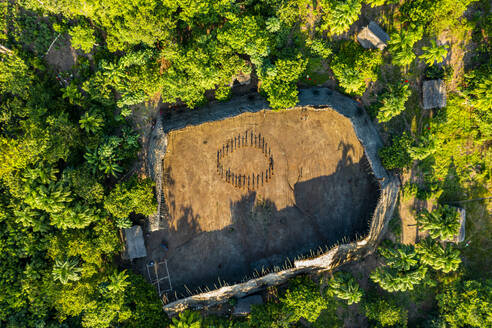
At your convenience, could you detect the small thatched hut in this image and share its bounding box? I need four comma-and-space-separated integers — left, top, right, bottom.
124, 225, 147, 260
357, 21, 390, 51
423, 79, 446, 109
454, 207, 466, 243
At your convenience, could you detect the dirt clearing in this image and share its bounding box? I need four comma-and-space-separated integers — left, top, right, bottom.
149, 107, 380, 296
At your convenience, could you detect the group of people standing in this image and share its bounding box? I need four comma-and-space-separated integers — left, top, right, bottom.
216, 131, 274, 190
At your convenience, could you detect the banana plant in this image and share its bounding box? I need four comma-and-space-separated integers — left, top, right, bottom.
170, 310, 202, 328
62, 83, 83, 105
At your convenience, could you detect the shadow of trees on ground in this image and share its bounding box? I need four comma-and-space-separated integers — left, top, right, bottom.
145, 155, 380, 298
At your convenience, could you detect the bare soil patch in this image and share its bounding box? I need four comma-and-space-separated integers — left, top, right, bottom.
148, 107, 380, 295
44, 35, 77, 72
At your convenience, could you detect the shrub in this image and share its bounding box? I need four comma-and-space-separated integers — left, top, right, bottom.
69, 25, 97, 54
215, 85, 232, 101
379, 133, 414, 170
331, 41, 382, 95
259, 55, 307, 109
401, 182, 418, 202
365, 0, 399, 7
364, 298, 408, 327
104, 178, 156, 220
123, 273, 169, 327
464, 66, 492, 141
281, 277, 328, 323
377, 83, 412, 123
401, 0, 478, 34
169, 310, 201, 328
250, 302, 291, 328
437, 280, 492, 328
408, 132, 437, 160
307, 39, 332, 59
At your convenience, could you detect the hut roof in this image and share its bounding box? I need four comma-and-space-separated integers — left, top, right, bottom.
357, 21, 390, 50
124, 225, 147, 260
454, 208, 466, 243
423, 79, 446, 109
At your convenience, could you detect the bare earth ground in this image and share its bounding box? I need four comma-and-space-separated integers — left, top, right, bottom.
139, 107, 380, 296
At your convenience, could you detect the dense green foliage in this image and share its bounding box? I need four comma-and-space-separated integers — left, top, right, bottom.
1, 0, 490, 326
437, 280, 492, 327
376, 82, 412, 122
321, 0, 362, 36
280, 277, 330, 323
379, 133, 414, 170
371, 244, 428, 292
387, 28, 422, 67
418, 205, 461, 240
419, 40, 449, 66
363, 297, 408, 327
331, 41, 382, 95
416, 238, 462, 273
68, 25, 97, 54
325, 272, 363, 304
104, 178, 157, 220
0, 7, 158, 326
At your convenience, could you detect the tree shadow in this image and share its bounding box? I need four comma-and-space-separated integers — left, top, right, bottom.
150, 151, 380, 299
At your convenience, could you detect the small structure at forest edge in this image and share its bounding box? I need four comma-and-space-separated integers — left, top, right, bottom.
233, 295, 263, 316
423, 79, 446, 109
357, 21, 390, 50
452, 207, 466, 244
124, 225, 147, 260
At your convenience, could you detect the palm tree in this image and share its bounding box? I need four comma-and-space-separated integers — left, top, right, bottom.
371, 244, 428, 292
79, 112, 103, 134
102, 160, 123, 177
326, 272, 363, 304
418, 205, 461, 240
324, 0, 362, 35
115, 217, 132, 229
62, 83, 82, 105
52, 258, 82, 284
379, 244, 419, 271
388, 28, 422, 66
107, 270, 130, 294
417, 238, 461, 273
371, 266, 427, 292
